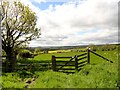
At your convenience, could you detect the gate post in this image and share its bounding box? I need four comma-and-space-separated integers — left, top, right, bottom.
87, 47, 90, 64
52, 55, 56, 71
75, 55, 78, 72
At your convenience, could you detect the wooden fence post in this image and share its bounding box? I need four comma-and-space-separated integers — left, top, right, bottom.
52, 55, 56, 71
87, 48, 90, 64
75, 55, 78, 72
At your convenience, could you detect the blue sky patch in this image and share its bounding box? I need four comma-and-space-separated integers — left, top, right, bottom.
78, 28, 100, 35
32, 1, 65, 10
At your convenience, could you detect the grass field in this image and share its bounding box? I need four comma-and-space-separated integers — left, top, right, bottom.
1, 50, 119, 88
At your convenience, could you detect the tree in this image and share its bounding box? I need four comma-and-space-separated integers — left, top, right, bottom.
102, 44, 116, 51
0, 1, 41, 72
18, 49, 33, 59
88, 44, 97, 51
34, 48, 40, 54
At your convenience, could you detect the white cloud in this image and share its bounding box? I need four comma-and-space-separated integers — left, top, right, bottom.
19, 0, 119, 47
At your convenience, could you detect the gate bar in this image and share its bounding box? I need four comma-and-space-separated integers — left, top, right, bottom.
89, 50, 113, 63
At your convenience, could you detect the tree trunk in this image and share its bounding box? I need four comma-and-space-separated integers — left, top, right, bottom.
4, 47, 16, 72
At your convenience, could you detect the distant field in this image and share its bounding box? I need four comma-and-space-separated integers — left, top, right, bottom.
34, 52, 85, 62
48, 49, 71, 53
1, 50, 119, 88
33, 50, 118, 63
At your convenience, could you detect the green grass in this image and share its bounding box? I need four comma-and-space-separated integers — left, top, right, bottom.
1, 73, 26, 88
29, 64, 117, 88
17, 52, 86, 64
34, 52, 85, 58
30, 50, 119, 88
90, 50, 118, 64
1, 50, 119, 88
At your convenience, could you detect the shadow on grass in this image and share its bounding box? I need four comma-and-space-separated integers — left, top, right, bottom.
2, 59, 52, 75
16, 59, 51, 71
17, 58, 51, 63
2, 59, 52, 84
2, 58, 88, 75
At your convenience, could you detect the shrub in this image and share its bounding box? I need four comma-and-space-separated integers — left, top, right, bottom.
34, 48, 40, 54
18, 49, 34, 59
2, 50, 6, 56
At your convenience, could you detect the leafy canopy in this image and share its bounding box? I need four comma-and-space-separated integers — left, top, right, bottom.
1, 1, 40, 51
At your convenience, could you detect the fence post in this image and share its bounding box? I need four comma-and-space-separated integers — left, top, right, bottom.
75, 55, 78, 72
52, 55, 56, 71
87, 48, 90, 64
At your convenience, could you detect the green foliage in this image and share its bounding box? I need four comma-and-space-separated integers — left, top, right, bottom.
17, 70, 34, 78
1, 73, 26, 88
88, 44, 118, 51
18, 49, 33, 59
34, 48, 40, 54
2, 50, 6, 62
1, 1, 40, 49
101, 44, 117, 51
2, 50, 6, 56
88, 44, 97, 51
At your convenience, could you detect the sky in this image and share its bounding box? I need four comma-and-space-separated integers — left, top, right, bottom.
18, 0, 119, 47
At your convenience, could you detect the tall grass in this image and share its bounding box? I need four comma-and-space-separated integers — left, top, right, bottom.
1, 73, 26, 88
29, 50, 118, 88
29, 63, 117, 88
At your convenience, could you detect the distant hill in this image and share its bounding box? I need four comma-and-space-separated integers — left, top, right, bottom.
28, 45, 88, 51
28, 43, 119, 51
